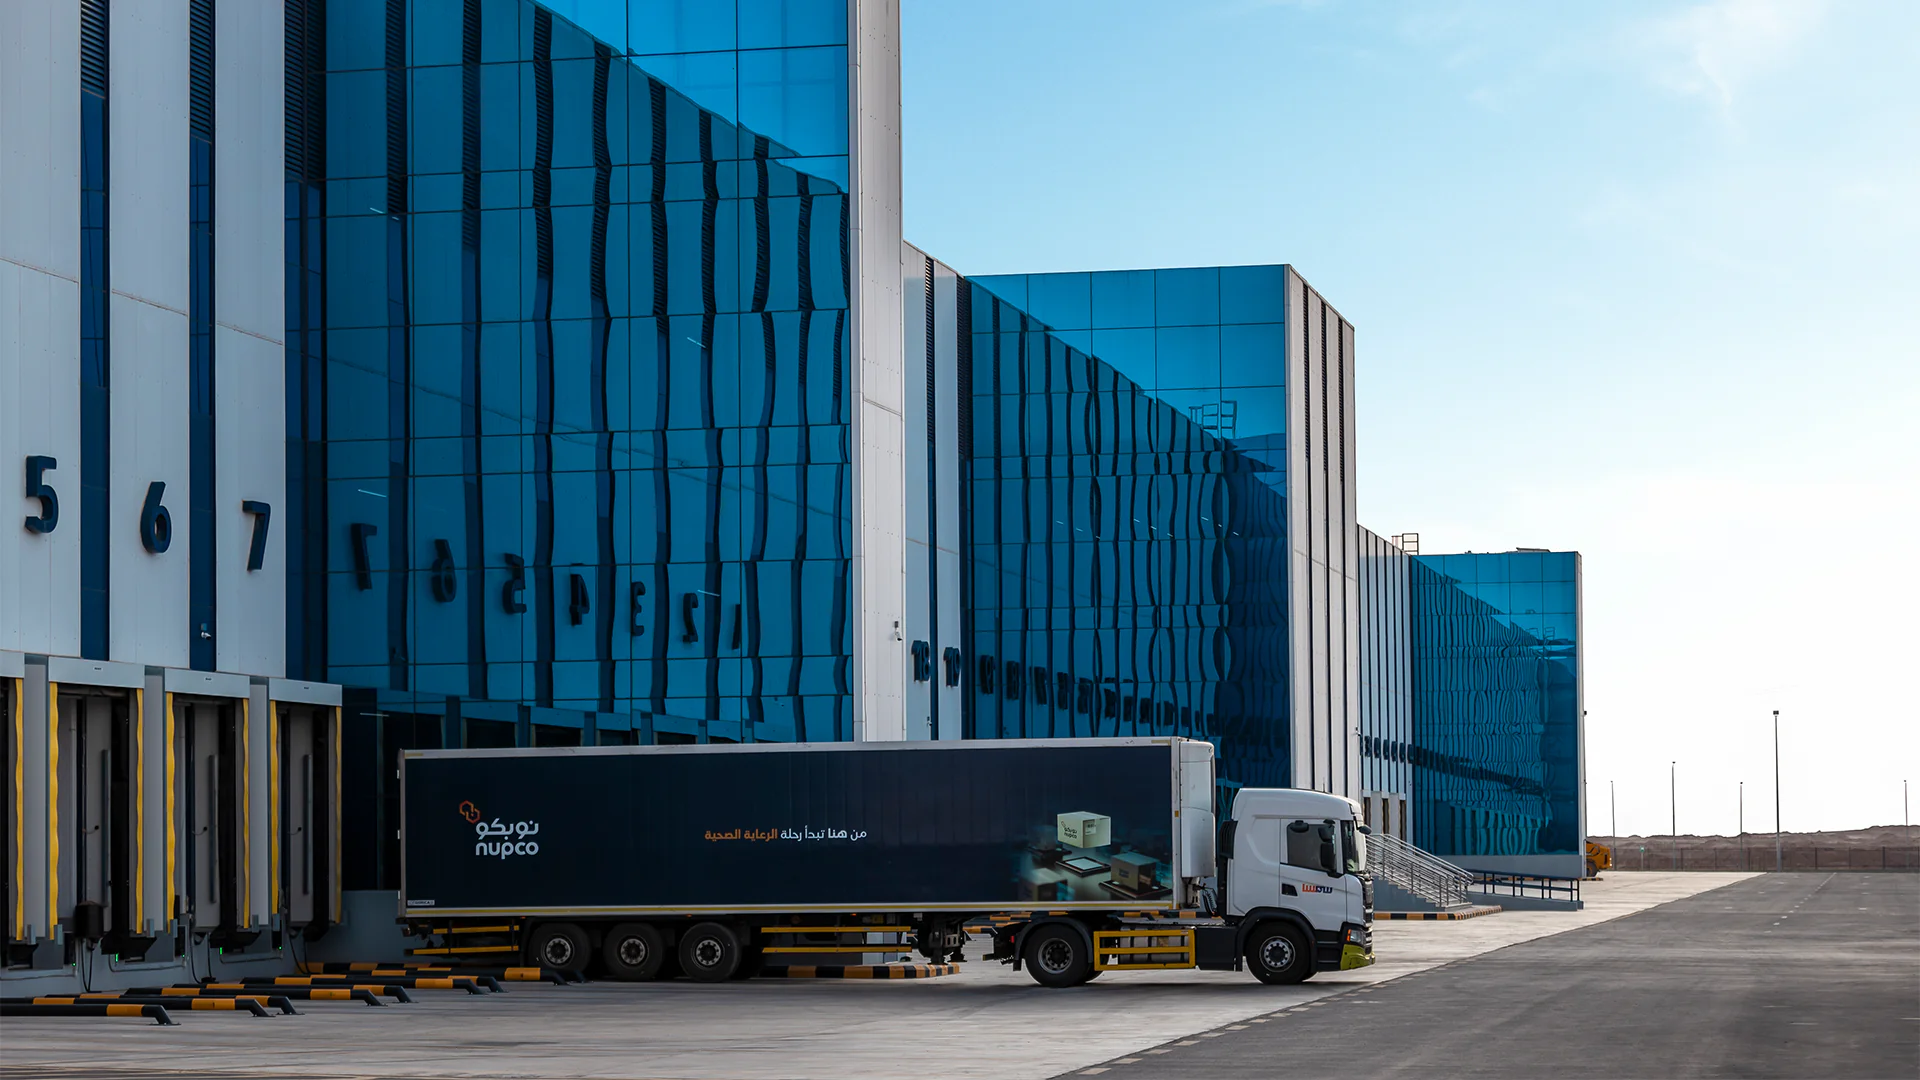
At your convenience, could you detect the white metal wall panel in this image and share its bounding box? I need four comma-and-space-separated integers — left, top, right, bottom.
1, 269, 82, 658
108, 293, 190, 668
107, 2, 191, 668
1340, 318, 1361, 797
1283, 268, 1312, 788
0, 0, 80, 281
0, 0, 82, 658
901, 244, 931, 738
214, 329, 285, 676
108, 2, 188, 316
848, 0, 904, 741
214, 0, 283, 344
931, 260, 963, 737
213, 0, 288, 676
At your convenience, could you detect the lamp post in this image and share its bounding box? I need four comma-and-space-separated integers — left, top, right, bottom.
1671, 761, 1678, 870
1610, 780, 1617, 839
1773, 710, 1782, 872
1740, 781, 1745, 871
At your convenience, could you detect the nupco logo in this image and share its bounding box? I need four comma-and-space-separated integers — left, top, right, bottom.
459, 799, 543, 860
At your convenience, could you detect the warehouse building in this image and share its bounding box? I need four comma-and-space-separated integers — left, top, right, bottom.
4, 0, 1580, 986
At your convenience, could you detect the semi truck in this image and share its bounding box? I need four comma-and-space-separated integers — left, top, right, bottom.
396, 737, 1373, 987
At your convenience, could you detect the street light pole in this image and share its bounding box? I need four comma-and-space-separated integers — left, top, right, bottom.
1740, 780, 1745, 871
1773, 710, 1782, 872
1671, 761, 1678, 871
1610, 780, 1617, 839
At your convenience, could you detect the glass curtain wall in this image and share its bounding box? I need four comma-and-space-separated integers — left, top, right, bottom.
289, 0, 855, 884
959, 272, 1292, 798
1409, 550, 1582, 863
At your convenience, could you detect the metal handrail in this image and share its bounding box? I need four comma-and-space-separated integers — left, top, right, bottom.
1367, 832, 1475, 909
1467, 872, 1582, 903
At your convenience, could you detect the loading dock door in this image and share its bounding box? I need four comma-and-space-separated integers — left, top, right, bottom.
59, 691, 143, 954
279, 705, 319, 927
179, 698, 242, 935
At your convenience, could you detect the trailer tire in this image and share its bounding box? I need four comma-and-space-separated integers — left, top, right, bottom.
602, 923, 667, 981
527, 922, 590, 977
1244, 922, 1310, 985
1024, 924, 1093, 988
679, 922, 742, 983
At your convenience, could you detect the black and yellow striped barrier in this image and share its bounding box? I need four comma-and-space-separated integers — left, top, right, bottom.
284, 969, 504, 993
760, 963, 959, 979
24, 994, 272, 1017
303, 961, 571, 985
1, 1001, 175, 1024
193, 983, 384, 1006
1376, 906, 1501, 921
235, 974, 490, 996
298, 971, 500, 994
125, 987, 299, 1014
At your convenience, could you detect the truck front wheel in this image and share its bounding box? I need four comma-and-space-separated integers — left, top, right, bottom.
526, 922, 590, 977
679, 921, 742, 983
602, 923, 666, 981
1023, 924, 1092, 988
1244, 923, 1311, 985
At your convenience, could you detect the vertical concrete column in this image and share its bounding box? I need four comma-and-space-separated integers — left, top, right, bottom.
246, 682, 270, 927
140, 670, 168, 934
18, 660, 50, 942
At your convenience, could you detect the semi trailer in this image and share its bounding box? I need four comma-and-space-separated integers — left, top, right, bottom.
397, 737, 1373, 987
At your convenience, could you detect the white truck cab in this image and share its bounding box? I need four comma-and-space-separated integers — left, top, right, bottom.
1216, 788, 1374, 980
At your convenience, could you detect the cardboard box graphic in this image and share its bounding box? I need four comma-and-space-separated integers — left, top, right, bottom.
1057, 812, 1111, 849
1109, 850, 1158, 891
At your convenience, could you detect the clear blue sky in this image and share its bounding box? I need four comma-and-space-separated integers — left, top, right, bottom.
903, 0, 1920, 836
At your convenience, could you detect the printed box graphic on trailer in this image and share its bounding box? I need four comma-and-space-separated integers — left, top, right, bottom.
402, 740, 1181, 913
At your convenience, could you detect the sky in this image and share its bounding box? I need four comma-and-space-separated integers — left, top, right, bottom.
901, 0, 1920, 836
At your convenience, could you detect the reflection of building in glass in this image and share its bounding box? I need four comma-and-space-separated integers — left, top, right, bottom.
1407, 551, 1584, 877
279, 0, 895, 892
956, 268, 1360, 803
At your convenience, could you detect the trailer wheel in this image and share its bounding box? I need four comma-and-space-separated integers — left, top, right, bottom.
527, 922, 590, 977
1023, 924, 1092, 988
602, 923, 666, 981
1244, 922, 1310, 985
679, 922, 742, 983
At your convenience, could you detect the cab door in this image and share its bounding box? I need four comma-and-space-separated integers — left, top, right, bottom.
1277, 818, 1348, 933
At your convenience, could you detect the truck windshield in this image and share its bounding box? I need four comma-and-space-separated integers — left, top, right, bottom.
1343, 820, 1365, 874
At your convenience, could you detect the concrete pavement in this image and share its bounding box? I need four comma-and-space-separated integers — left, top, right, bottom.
1064, 872, 1919, 1079
0, 872, 1759, 1080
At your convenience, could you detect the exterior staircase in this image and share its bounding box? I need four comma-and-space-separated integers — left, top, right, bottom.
1367, 831, 1476, 910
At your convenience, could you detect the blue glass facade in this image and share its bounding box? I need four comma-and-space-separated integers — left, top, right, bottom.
958, 269, 1295, 802
1409, 550, 1583, 871
285, 0, 860, 887
268, 0, 1579, 888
